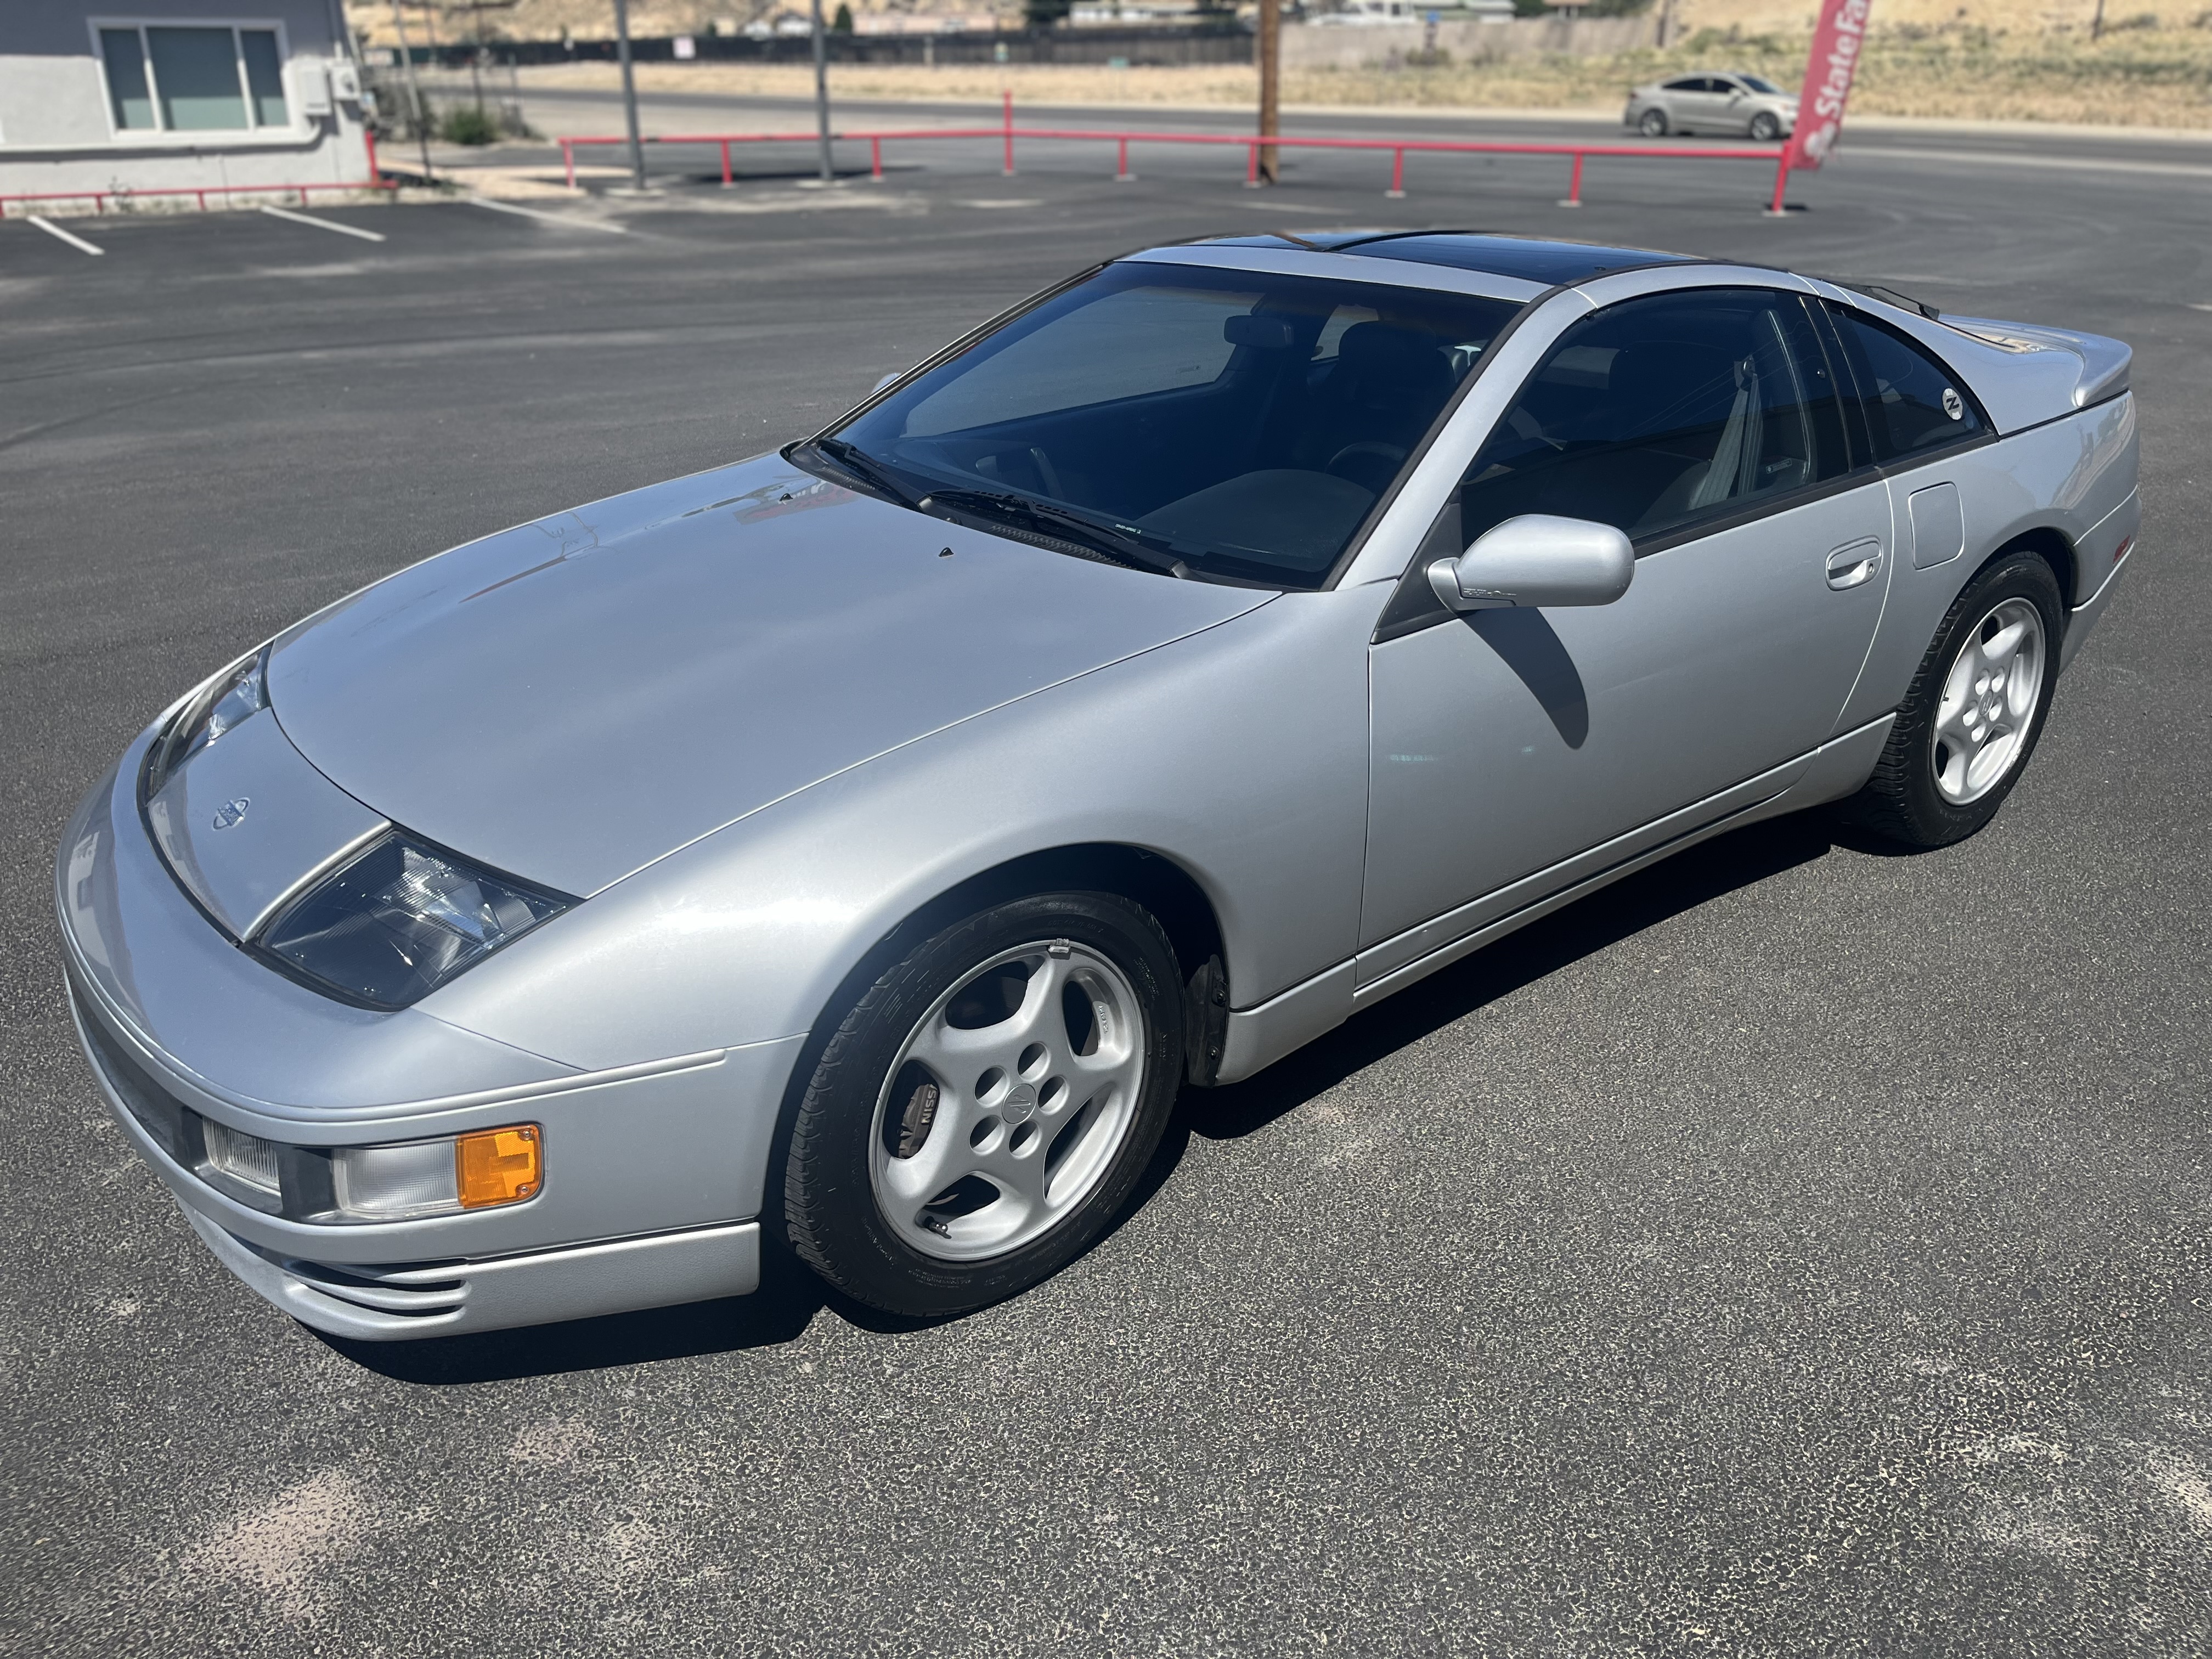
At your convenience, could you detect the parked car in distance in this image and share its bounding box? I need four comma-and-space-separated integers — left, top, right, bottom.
1313, 0, 1513, 22
58, 232, 2137, 1341
1627, 72, 1798, 140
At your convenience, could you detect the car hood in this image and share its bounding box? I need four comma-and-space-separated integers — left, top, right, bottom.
269, 454, 1273, 896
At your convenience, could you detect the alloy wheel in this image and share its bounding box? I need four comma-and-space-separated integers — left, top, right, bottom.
868, 940, 1147, 1262
1931, 596, 2046, 805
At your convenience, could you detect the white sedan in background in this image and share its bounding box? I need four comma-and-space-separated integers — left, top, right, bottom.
1627, 72, 1798, 141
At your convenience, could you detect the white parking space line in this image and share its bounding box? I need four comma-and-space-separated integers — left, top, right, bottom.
470, 196, 629, 234
25, 215, 105, 256
257, 203, 387, 243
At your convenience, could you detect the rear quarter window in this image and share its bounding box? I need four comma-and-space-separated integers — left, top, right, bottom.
1826, 305, 1988, 463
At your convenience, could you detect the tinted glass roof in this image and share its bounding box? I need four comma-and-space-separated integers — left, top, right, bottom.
1340, 233, 1700, 285
1170, 230, 1702, 287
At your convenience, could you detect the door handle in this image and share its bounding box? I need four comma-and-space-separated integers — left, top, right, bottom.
1825, 539, 1882, 591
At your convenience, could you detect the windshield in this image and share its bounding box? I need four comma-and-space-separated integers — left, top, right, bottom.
1736, 74, 1782, 94
814, 262, 1523, 588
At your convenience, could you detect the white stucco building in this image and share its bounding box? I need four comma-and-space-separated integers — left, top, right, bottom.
1, 0, 374, 211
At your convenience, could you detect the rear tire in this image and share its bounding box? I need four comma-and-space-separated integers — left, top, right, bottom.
783, 891, 1184, 1318
1639, 108, 1669, 138
1839, 550, 2064, 849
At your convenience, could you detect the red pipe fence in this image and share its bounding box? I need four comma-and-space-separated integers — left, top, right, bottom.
0, 130, 394, 219
1, 109, 1798, 222
557, 92, 1790, 208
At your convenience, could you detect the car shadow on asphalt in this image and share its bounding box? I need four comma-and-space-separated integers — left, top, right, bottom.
313, 1251, 836, 1384
324, 810, 1847, 1385
1173, 810, 1846, 1146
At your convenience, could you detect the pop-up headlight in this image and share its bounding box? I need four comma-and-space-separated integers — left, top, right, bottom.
142, 647, 269, 799
255, 831, 569, 1009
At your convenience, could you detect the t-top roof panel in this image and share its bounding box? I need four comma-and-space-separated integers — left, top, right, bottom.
1335, 233, 1702, 286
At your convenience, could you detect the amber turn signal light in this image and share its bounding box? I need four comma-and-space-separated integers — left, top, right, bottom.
455, 1124, 541, 1209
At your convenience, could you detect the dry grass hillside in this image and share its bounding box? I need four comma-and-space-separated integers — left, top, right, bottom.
351, 1, 2212, 127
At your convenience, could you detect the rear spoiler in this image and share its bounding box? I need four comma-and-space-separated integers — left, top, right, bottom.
1821, 278, 2132, 413
1937, 316, 2132, 409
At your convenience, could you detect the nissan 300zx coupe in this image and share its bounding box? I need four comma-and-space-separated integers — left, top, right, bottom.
57, 233, 2138, 1337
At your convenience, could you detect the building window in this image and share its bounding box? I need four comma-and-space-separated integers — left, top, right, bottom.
240, 30, 289, 126
94, 22, 291, 135
99, 29, 156, 130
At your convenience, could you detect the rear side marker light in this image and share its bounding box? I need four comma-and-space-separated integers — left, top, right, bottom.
2113, 536, 2134, 565
456, 1125, 541, 1209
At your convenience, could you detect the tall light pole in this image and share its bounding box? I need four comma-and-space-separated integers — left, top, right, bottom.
612, 0, 646, 190
1256, 0, 1279, 187
387, 0, 433, 182
811, 0, 834, 184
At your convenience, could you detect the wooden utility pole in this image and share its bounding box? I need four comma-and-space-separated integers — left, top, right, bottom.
2091, 0, 2107, 40
1256, 0, 1280, 186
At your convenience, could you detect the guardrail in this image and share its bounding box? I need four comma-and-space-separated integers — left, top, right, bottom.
0, 132, 394, 219
558, 92, 1787, 208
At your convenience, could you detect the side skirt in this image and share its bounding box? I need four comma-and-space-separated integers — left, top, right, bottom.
1210, 714, 1895, 1085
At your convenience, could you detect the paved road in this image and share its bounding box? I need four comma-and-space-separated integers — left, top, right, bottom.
1, 118, 2208, 1657
482, 78, 2212, 172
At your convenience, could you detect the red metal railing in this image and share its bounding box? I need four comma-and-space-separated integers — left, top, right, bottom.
0, 129, 393, 219
558, 91, 1787, 208
0, 178, 396, 217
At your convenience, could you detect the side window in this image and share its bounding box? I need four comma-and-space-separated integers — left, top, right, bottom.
1663, 77, 1703, 92
1824, 305, 1988, 462
1449, 289, 1852, 550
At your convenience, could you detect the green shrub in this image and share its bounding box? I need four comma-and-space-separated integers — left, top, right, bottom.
440, 104, 499, 146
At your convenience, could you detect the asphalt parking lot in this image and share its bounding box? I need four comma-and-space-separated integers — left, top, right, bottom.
3, 108, 2210, 1656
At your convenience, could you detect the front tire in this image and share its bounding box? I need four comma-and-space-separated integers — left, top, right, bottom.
1840, 550, 2064, 849
1749, 111, 1782, 142
783, 891, 1184, 1317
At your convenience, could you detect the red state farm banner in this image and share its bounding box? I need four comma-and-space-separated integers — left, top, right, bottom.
1786, 0, 1872, 172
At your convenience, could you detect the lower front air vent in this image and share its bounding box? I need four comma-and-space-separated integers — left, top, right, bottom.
238, 1235, 470, 1319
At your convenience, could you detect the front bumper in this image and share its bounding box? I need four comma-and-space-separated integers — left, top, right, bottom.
56, 727, 804, 1339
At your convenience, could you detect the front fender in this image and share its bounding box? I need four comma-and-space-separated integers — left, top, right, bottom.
424, 584, 1385, 1071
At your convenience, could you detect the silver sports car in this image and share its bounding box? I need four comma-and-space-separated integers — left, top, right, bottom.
58, 233, 2138, 1338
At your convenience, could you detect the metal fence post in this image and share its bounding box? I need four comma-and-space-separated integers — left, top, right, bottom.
613, 0, 646, 190
811, 0, 834, 184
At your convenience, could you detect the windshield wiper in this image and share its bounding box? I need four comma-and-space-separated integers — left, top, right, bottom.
798, 436, 919, 508
919, 487, 1190, 579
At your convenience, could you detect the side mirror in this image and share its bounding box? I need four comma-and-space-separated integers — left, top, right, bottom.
1427, 515, 1635, 612
872, 371, 902, 394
